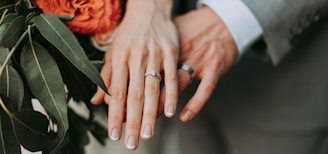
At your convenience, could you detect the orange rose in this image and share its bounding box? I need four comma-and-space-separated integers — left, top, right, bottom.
33, 0, 122, 34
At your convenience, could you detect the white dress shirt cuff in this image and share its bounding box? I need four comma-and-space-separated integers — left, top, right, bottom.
198, 0, 263, 56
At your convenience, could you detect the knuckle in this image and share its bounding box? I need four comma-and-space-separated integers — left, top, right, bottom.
149, 48, 161, 57
145, 83, 160, 94
134, 40, 147, 50
164, 45, 178, 56
165, 72, 178, 81
109, 88, 126, 101
126, 122, 141, 132
111, 44, 129, 55
143, 112, 157, 120
165, 92, 178, 101
108, 114, 123, 124
128, 90, 144, 103
190, 97, 205, 109
204, 82, 216, 93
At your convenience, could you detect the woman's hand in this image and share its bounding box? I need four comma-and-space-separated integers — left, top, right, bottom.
91, 0, 179, 150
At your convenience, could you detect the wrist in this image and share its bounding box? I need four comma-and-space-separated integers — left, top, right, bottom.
125, 0, 173, 17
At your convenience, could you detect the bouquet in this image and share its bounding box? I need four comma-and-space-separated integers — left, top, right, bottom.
0, 0, 123, 153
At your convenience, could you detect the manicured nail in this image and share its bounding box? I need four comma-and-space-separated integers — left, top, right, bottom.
110, 128, 120, 141
181, 110, 193, 122
166, 105, 175, 117
126, 136, 136, 150
142, 124, 152, 139
90, 95, 95, 103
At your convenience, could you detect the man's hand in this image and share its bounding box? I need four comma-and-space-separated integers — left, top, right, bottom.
160, 6, 238, 122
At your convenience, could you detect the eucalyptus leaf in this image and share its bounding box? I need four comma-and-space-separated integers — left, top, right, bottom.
0, 64, 24, 110
0, 96, 21, 154
20, 41, 68, 152
12, 110, 54, 152
66, 109, 91, 154
20, 90, 34, 111
0, 24, 9, 42
0, 13, 18, 25
92, 60, 104, 72
51, 51, 96, 103
0, 46, 9, 63
34, 14, 108, 94
58, 15, 74, 22
0, 15, 25, 48
14, 0, 31, 16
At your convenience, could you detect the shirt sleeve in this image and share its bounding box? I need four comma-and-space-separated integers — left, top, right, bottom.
198, 0, 263, 56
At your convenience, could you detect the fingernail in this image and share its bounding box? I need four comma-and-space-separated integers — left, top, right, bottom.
142, 124, 152, 139
126, 136, 136, 150
181, 110, 193, 122
90, 95, 95, 103
166, 105, 175, 117
110, 128, 120, 141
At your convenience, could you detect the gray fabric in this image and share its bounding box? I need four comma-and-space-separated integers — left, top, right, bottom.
208, 16, 328, 132
242, 0, 328, 64
164, 113, 328, 154
163, 0, 328, 154
173, 0, 328, 132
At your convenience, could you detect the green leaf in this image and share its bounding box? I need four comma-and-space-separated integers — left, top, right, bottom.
0, 64, 24, 110
12, 110, 55, 152
0, 15, 25, 48
51, 51, 97, 103
0, 46, 9, 63
34, 14, 108, 94
92, 60, 104, 72
14, 0, 32, 16
66, 109, 91, 153
58, 15, 74, 22
0, 96, 21, 154
0, 13, 18, 25
20, 41, 68, 151
0, 24, 9, 42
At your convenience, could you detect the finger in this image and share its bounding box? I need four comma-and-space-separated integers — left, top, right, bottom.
179, 70, 219, 122
141, 41, 161, 140
124, 62, 145, 149
140, 58, 161, 140
163, 51, 178, 118
157, 86, 165, 117
158, 67, 192, 117
141, 70, 161, 140
91, 60, 112, 105
107, 59, 128, 142
177, 68, 193, 94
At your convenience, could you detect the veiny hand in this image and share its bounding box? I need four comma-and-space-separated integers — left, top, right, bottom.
160, 6, 238, 122
91, 0, 179, 150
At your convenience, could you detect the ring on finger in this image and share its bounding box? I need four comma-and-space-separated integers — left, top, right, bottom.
144, 70, 162, 81
179, 63, 194, 82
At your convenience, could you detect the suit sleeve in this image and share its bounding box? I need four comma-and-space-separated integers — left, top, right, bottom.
242, 0, 328, 65
198, 0, 263, 57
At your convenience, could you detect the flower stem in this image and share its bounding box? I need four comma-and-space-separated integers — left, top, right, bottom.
0, 25, 30, 120
0, 8, 8, 23
0, 4, 14, 12
0, 26, 29, 78
0, 97, 12, 117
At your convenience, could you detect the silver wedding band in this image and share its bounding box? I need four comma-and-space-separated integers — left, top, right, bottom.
180, 63, 194, 82
180, 63, 194, 75
144, 70, 162, 81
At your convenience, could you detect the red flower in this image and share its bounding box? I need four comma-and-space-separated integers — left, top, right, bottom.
33, 0, 122, 34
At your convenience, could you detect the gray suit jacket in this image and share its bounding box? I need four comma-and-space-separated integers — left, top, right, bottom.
180, 0, 328, 132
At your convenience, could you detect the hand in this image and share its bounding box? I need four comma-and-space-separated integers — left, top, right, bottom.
91, 0, 179, 150
160, 7, 238, 122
